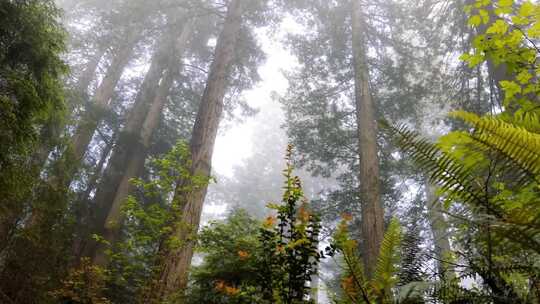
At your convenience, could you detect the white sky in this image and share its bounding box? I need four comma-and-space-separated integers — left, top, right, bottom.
212, 18, 301, 177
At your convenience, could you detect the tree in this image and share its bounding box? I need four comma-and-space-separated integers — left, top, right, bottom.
0, 0, 67, 244
185, 209, 263, 304
350, 0, 384, 278
87, 12, 195, 267
146, 1, 250, 300
0, 1, 68, 301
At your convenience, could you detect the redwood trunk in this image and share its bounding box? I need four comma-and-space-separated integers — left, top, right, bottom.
351, 0, 384, 278
77, 47, 106, 98
145, 1, 245, 301
93, 52, 184, 266
88, 16, 192, 266
58, 30, 141, 188
30, 47, 105, 174
88, 29, 179, 234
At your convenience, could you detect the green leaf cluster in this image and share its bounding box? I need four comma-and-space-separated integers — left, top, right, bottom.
257, 145, 323, 304
462, 0, 540, 111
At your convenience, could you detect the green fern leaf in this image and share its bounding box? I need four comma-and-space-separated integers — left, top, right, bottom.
451, 111, 540, 183
380, 121, 485, 208
371, 218, 402, 302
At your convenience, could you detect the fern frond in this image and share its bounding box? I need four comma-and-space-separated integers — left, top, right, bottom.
380, 121, 486, 208
371, 218, 402, 301
509, 111, 540, 133
451, 111, 540, 183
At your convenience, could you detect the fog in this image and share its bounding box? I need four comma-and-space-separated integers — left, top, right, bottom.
1, 0, 538, 303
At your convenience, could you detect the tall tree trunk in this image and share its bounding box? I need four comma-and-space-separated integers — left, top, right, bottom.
425, 184, 455, 281
310, 274, 319, 303
55, 29, 141, 188
7, 47, 109, 238
87, 16, 192, 266
143, 1, 245, 301
77, 47, 107, 99
72, 137, 114, 260
30, 46, 106, 174
93, 39, 188, 266
351, 0, 384, 279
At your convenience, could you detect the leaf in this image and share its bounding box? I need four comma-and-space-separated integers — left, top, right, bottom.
372, 218, 402, 297
486, 20, 509, 34
500, 80, 522, 100
468, 15, 482, 27
516, 70, 532, 84
479, 9, 490, 24
498, 0, 513, 8
528, 21, 540, 38
518, 2, 535, 17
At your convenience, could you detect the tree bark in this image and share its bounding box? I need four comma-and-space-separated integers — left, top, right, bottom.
13, 46, 109, 235
310, 274, 319, 303
351, 0, 384, 279
143, 1, 245, 301
56, 29, 141, 188
425, 184, 455, 281
88, 16, 193, 266
77, 47, 107, 99
72, 136, 114, 260
29, 46, 106, 175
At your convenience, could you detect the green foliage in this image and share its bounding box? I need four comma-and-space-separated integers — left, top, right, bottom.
325, 217, 403, 304
450, 111, 540, 183
0, 0, 67, 159
186, 209, 264, 304
463, 0, 540, 111
0, 1, 70, 302
383, 3, 540, 301
185, 146, 323, 304
102, 141, 206, 302
59, 141, 209, 303
383, 113, 540, 302
0, 0, 67, 187
257, 145, 323, 304
49, 258, 111, 304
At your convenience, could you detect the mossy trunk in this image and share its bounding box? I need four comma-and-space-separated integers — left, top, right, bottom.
351, 0, 384, 279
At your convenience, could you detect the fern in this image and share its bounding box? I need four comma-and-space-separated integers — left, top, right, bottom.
507, 111, 540, 134
451, 111, 540, 184
380, 121, 486, 208
328, 218, 405, 304
371, 218, 401, 302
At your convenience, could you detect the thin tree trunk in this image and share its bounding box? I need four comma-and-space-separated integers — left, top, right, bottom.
143, 1, 245, 301
425, 184, 455, 281
88, 16, 192, 266
310, 273, 319, 303
351, 0, 384, 278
